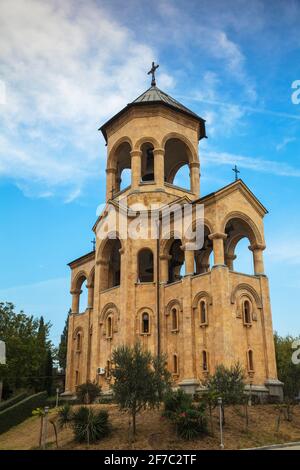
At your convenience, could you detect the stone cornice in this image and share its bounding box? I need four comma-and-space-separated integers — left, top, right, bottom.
68, 251, 95, 269
101, 103, 203, 143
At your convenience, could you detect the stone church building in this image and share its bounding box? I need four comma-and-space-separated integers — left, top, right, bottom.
65, 67, 282, 398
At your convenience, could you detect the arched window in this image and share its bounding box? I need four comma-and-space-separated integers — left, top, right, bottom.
171, 307, 178, 331
243, 299, 252, 325
173, 354, 178, 374
200, 300, 207, 325
76, 333, 81, 351
138, 249, 154, 282
142, 312, 150, 334
247, 350, 254, 371
107, 316, 113, 338
202, 350, 208, 371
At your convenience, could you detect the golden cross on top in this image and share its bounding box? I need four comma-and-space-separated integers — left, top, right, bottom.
147, 61, 159, 87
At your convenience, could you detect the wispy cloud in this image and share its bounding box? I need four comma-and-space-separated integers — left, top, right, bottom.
179, 96, 300, 121
276, 137, 296, 151
267, 239, 300, 266
0, 0, 173, 200
203, 150, 300, 177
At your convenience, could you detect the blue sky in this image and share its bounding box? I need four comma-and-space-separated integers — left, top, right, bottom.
0, 0, 299, 345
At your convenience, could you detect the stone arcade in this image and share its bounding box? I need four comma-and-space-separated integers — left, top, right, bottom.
65, 68, 282, 399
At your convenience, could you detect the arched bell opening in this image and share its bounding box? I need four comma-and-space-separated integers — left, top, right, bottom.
138, 248, 154, 282
194, 225, 213, 274
168, 238, 185, 283
224, 217, 259, 275
141, 142, 155, 183
115, 141, 132, 193
164, 138, 192, 191
100, 238, 122, 290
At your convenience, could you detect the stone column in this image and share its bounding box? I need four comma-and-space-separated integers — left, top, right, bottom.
249, 243, 266, 275
208, 232, 227, 266
178, 275, 200, 394
71, 290, 80, 314
183, 246, 194, 275
225, 254, 236, 270
130, 150, 142, 190
87, 283, 94, 309
106, 168, 117, 200
160, 254, 171, 283
154, 148, 165, 187
190, 162, 200, 196
97, 258, 109, 291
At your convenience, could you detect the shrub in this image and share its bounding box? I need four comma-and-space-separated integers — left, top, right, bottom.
0, 391, 28, 412
72, 406, 110, 443
76, 381, 102, 404
163, 390, 208, 440
174, 405, 207, 440
57, 402, 73, 429
163, 389, 193, 418
0, 391, 47, 434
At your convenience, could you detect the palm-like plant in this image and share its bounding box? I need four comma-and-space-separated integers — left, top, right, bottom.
72, 406, 110, 444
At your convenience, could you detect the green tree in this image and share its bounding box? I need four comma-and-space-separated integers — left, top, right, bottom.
58, 313, 69, 370
274, 333, 300, 400
44, 348, 53, 396
29, 316, 52, 392
204, 363, 245, 425
111, 343, 171, 436
0, 302, 52, 396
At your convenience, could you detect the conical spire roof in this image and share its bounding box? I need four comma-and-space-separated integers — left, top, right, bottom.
100, 86, 206, 141
132, 86, 201, 120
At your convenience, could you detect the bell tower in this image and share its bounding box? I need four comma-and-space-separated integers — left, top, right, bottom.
65, 64, 282, 401
100, 64, 206, 204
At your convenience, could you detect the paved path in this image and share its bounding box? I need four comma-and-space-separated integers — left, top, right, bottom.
271, 444, 300, 450
246, 441, 300, 451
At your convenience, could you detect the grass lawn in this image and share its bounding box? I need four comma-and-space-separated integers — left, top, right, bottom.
0, 404, 300, 450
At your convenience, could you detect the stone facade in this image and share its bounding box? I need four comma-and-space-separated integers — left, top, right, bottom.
64, 84, 282, 398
